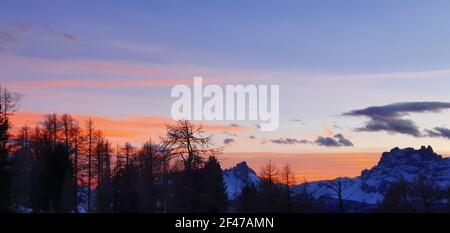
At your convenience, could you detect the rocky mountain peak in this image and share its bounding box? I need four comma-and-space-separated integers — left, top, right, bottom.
376, 145, 442, 169
223, 161, 259, 199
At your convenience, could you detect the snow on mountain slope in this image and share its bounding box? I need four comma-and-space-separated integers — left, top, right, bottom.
223, 161, 260, 200
298, 146, 450, 204
300, 177, 384, 205
225, 146, 450, 205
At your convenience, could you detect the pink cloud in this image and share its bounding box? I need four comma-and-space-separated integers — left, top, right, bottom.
0, 56, 257, 89
0, 56, 171, 78
3, 79, 222, 89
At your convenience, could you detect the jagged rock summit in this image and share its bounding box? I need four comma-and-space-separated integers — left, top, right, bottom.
223, 161, 260, 200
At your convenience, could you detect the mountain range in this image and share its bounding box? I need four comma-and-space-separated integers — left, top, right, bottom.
223, 146, 450, 206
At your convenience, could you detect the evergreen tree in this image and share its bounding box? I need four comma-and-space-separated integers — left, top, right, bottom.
0, 87, 19, 212
296, 181, 315, 212
378, 179, 414, 213
135, 141, 158, 212
0, 102, 11, 212
202, 156, 228, 213
42, 144, 76, 212
258, 161, 283, 212
96, 180, 113, 213
10, 126, 33, 210
237, 184, 259, 213
96, 139, 113, 213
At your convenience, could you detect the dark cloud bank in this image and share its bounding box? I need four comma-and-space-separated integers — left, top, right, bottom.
344, 101, 450, 139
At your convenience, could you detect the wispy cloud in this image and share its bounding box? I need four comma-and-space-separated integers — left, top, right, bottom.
0, 31, 17, 44
223, 138, 235, 145
266, 133, 352, 147
106, 41, 165, 54
271, 138, 311, 145
0, 24, 77, 53
40, 25, 78, 42
316, 69, 450, 81
223, 131, 237, 137
0, 31, 18, 52
0, 56, 170, 78
321, 123, 335, 137
3, 79, 203, 89
426, 127, 450, 139
61, 33, 78, 42
1, 56, 252, 88
291, 118, 306, 125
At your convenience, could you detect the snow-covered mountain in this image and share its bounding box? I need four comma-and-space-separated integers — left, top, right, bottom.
225, 146, 450, 205
223, 161, 260, 200
302, 146, 450, 205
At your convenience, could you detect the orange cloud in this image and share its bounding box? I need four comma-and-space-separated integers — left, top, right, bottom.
320, 123, 335, 137
9, 112, 251, 145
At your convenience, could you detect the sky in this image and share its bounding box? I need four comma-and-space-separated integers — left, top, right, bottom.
2, 0, 450, 181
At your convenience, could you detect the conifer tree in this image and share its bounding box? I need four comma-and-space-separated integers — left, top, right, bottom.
0, 87, 19, 212
202, 156, 228, 212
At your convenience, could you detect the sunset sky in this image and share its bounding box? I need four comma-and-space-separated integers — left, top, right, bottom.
2, 0, 450, 181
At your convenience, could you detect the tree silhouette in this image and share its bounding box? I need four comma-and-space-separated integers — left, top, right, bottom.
164, 120, 220, 212
320, 177, 354, 213
0, 86, 19, 212
11, 126, 33, 210
202, 156, 228, 213
237, 183, 259, 213
378, 176, 441, 213
279, 163, 296, 209
257, 161, 285, 212
60, 114, 81, 212
378, 179, 414, 213
85, 118, 96, 212
165, 120, 217, 171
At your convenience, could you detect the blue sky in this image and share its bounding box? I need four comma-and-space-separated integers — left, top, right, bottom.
3, 0, 450, 72
2, 0, 450, 157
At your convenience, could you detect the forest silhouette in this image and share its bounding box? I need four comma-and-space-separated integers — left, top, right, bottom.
0, 86, 297, 213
